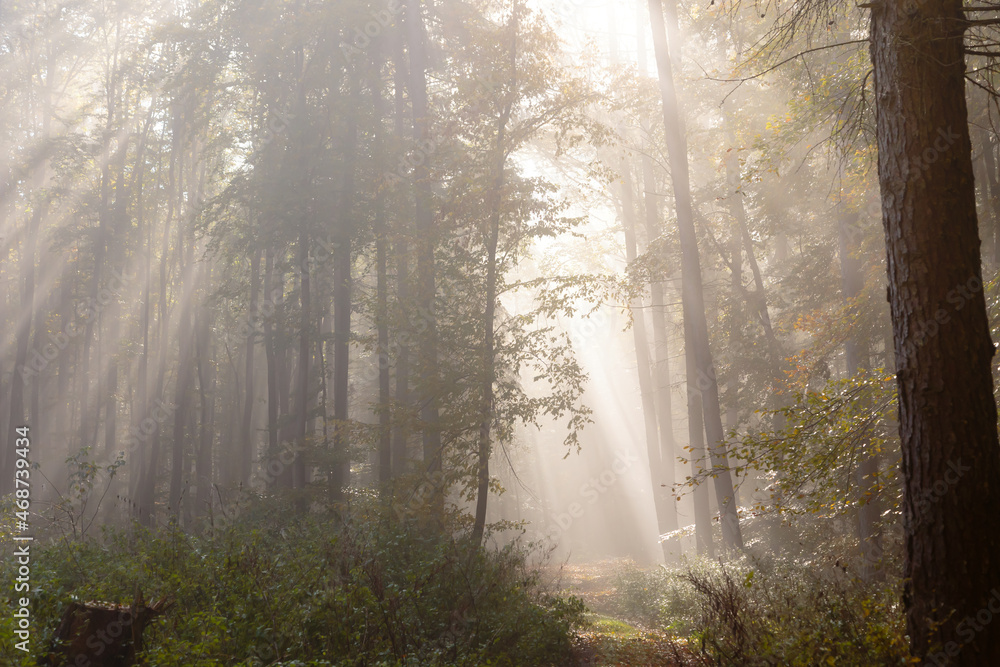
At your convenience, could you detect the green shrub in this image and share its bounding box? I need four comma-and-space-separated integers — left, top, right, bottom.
663, 556, 909, 666
0, 501, 583, 666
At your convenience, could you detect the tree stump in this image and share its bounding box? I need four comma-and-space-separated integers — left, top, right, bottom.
41, 593, 171, 667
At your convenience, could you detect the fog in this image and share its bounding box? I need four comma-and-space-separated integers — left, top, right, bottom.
7, 0, 993, 660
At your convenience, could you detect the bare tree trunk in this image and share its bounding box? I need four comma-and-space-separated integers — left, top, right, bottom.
647, 0, 742, 550
170, 243, 194, 525
979, 128, 1000, 270
330, 98, 358, 504
240, 250, 260, 487
137, 128, 176, 526
372, 56, 392, 487
195, 300, 215, 520
263, 248, 280, 487
639, 142, 681, 558
391, 27, 412, 479
616, 163, 673, 561
295, 224, 310, 511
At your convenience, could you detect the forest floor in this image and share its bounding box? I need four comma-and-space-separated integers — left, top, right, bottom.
554, 561, 696, 666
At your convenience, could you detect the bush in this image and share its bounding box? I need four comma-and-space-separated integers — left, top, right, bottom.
663, 556, 908, 666
0, 502, 584, 666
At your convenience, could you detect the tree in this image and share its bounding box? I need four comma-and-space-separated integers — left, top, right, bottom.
647, 0, 742, 551
870, 0, 1000, 659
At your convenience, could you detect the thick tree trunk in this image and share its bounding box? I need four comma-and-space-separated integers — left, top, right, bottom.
870, 0, 1000, 660
647, 0, 742, 550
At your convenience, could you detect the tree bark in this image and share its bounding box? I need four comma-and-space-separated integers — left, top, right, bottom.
195, 300, 215, 520
870, 0, 1000, 659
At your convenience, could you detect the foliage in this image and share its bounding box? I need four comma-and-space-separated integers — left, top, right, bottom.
611, 557, 909, 666
0, 505, 585, 666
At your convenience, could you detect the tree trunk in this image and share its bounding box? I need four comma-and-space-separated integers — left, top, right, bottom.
330, 98, 358, 503
295, 224, 311, 510
472, 8, 517, 545
618, 163, 673, 562
263, 248, 281, 487
372, 54, 392, 487
195, 301, 215, 520
979, 128, 1000, 270
870, 0, 1000, 659
405, 0, 444, 526
170, 244, 194, 525
684, 322, 714, 557
240, 250, 260, 487
647, 0, 742, 550
641, 143, 681, 559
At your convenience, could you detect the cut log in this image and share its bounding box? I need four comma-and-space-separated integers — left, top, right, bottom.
41, 592, 171, 667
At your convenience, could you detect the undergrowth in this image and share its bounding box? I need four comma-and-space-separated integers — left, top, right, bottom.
610, 554, 910, 666
0, 496, 584, 666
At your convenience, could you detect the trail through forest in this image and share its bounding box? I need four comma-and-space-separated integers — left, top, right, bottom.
559, 561, 694, 666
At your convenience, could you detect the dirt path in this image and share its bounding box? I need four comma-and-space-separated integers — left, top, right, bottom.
553, 561, 700, 666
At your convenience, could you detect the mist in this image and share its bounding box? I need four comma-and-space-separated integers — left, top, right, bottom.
3, 0, 1000, 664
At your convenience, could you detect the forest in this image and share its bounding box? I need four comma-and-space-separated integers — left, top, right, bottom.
2, 0, 1000, 664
